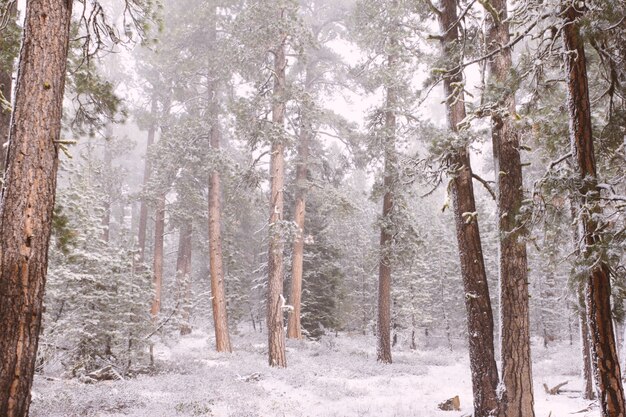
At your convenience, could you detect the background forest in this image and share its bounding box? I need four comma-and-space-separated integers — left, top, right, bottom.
0, 0, 624, 416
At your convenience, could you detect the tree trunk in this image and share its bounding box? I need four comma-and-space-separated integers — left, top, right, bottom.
150, 194, 165, 319
176, 221, 193, 336
562, 5, 626, 415
208, 101, 232, 353
377, 33, 398, 365
437, 1, 500, 415
286, 117, 310, 340
0, 1, 73, 416
483, 1, 534, 415
207, 4, 232, 353
267, 13, 287, 367
137, 100, 157, 264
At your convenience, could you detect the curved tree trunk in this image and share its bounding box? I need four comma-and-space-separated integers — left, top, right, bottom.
267, 12, 288, 367
377, 32, 398, 365
0, 1, 73, 416
437, 0, 499, 415
563, 5, 626, 416
176, 221, 193, 335
484, 1, 534, 415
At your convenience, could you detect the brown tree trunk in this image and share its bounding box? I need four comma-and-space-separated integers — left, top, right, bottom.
207, 4, 232, 353
150, 193, 165, 319
286, 120, 309, 340
176, 221, 193, 335
563, 6, 626, 415
483, 2, 534, 415
437, 1, 499, 415
0, 1, 73, 416
377, 34, 398, 365
286, 66, 315, 340
137, 100, 157, 264
267, 12, 288, 367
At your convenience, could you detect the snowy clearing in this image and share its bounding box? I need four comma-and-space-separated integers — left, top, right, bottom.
30, 330, 597, 417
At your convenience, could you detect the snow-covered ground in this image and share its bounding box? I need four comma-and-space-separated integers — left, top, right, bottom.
30, 330, 598, 417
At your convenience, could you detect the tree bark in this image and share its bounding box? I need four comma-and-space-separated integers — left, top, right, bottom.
208, 94, 232, 353
150, 193, 165, 319
287, 66, 315, 340
137, 100, 157, 265
176, 221, 193, 336
563, 5, 626, 415
267, 10, 288, 367
0, 1, 73, 416
286, 116, 309, 340
483, 1, 534, 415
377, 32, 398, 365
437, 1, 499, 415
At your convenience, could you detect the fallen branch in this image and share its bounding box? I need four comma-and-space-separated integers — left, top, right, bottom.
543, 380, 568, 395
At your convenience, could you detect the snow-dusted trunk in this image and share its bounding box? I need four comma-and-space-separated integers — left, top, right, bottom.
437, 0, 499, 415
562, 5, 626, 415
286, 97, 311, 341
208, 96, 232, 353
377, 34, 398, 365
484, 1, 534, 415
150, 194, 166, 319
137, 100, 157, 265
176, 221, 193, 336
0, 1, 73, 415
267, 13, 287, 367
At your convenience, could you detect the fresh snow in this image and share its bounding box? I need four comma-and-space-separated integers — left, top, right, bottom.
30, 329, 598, 417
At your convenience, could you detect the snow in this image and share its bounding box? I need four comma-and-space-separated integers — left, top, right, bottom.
30, 329, 598, 417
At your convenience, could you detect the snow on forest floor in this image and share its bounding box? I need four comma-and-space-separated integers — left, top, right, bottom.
30, 329, 598, 417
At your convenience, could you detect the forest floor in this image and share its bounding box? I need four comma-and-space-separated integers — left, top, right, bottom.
30, 329, 597, 417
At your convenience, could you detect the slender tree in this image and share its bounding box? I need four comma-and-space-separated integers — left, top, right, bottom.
137, 99, 157, 264
150, 193, 166, 318
482, 1, 534, 415
562, 3, 626, 414
267, 6, 288, 367
176, 221, 193, 335
435, 0, 499, 415
0, 1, 73, 415
208, 51, 232, 351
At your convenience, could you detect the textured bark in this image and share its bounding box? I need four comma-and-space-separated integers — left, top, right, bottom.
208, 91, 232, 353
377, 34, 398, 365
267, 16, 287, 367
0, 1, 73, 416
437, 1, 499, 415
563, 5, 626, 416
150, 194, 166, 319
483, 1, 534, 415
137, 100, 157, 264
176, 221, 192, 336
286, 115, 310, 340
